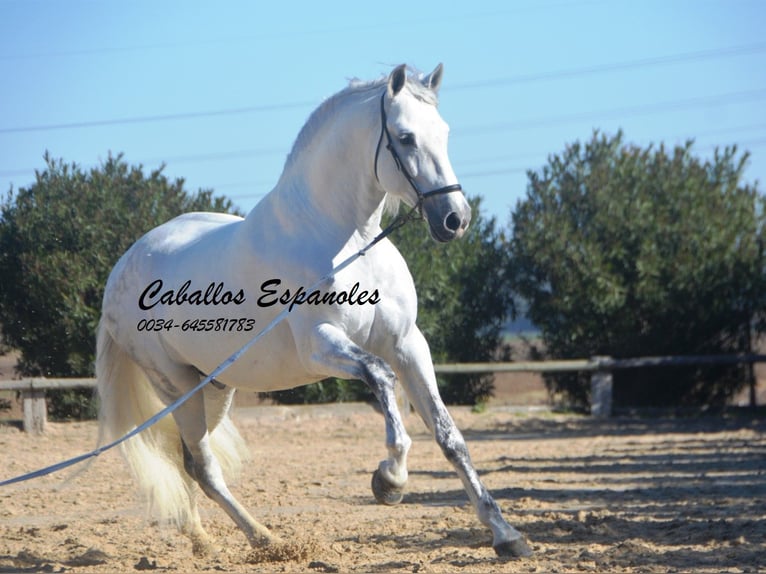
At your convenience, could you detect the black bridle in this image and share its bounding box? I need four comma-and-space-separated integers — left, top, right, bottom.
373, 93, 463, 212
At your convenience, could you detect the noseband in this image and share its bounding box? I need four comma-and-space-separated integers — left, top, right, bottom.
373, 93, 463, 210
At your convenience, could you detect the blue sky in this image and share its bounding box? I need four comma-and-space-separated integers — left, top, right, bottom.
1, 0, 764, 226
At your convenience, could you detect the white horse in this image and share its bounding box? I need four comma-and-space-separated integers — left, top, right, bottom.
96, 63, 532, 558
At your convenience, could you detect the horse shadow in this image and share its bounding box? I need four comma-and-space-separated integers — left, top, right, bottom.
351, 413, 766, 570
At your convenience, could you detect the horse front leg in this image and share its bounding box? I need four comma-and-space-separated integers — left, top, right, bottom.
386, 327, 533, 558
303, 323, 412, 504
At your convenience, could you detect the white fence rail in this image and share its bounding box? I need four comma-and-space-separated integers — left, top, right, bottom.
2, 354, 764, 433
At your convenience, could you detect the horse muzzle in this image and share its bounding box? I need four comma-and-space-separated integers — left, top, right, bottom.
422, 191, 471, 243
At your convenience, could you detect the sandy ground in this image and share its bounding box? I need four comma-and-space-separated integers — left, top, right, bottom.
1, 402, 764, 574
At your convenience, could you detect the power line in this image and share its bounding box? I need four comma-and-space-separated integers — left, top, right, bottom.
0, 85, 766, 148
458, 123, 766, 168
1, 41, 764, 135
459, 138, 766, 180
0, 148, 286, 178
0, 2, 610, 62
142, 147, 285, 166
448, 41, 766, 91
455, 88, 766, 136
208, 137, 766, 197
4, 138, 764, 199
1, 103, 764, 180
0, 101, 313, 135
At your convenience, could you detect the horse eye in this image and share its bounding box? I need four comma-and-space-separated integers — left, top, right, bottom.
399, 133, 416, 147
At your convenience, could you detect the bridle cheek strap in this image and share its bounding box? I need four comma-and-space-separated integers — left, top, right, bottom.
374, 93, 463, 212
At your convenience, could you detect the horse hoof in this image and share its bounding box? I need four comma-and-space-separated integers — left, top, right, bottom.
191, 537, 220, 558
371, 469, 404, 505
494, 537, 533, 558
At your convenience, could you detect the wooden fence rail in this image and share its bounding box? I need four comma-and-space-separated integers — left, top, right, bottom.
2, 354, 765, 433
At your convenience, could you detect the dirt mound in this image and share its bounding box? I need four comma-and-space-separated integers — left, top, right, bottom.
246, 537, 325, 564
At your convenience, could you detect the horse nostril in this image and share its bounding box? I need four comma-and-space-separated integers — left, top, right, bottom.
444, 212, 462, 232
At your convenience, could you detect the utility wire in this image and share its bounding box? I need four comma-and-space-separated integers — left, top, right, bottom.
1, 42, 764, 135
456, 88, 766, 136
0, 102, 313, 135
0, 1, 615, 62
448, 41, 766, 90
1, 93, 764, 180
457, 122, 766, 167
459, 137, 766, 179
216, 137, 766, 203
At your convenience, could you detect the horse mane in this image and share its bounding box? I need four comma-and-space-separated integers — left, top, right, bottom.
283, 67, 438, 172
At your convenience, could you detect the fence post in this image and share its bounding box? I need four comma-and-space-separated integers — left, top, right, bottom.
590, 356, 613, 418
22, 389, 47, 434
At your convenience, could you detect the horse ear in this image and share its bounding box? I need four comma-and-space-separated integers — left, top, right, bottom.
388, 64, 407, 97
423, 63, 444, 93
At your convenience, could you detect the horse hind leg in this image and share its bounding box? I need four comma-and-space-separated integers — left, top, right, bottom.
182, 381, 261, 556
170, 375, 281, 549
97, 327, 213, 555
202, 382, 249, 480
179, 474, 216, 556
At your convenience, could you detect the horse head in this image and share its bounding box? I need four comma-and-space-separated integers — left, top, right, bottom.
375, 64, 471, 243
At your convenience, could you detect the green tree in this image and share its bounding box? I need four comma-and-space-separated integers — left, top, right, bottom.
509, 131, 765, 409
271, 196, 514, 406
0, 153, 238, 418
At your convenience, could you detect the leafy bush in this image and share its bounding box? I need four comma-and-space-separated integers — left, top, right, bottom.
509, 131, 765, 409
0, 154, 238, 419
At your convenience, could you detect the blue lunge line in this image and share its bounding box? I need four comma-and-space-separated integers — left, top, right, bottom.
0, 378, 202, 487
0, 290, 296, 487
0, 213, 412, 488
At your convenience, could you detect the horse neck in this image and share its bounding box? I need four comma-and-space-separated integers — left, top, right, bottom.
249, 88, 386, 245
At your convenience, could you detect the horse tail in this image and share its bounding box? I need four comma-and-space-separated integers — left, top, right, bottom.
96, 320, 194, 528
